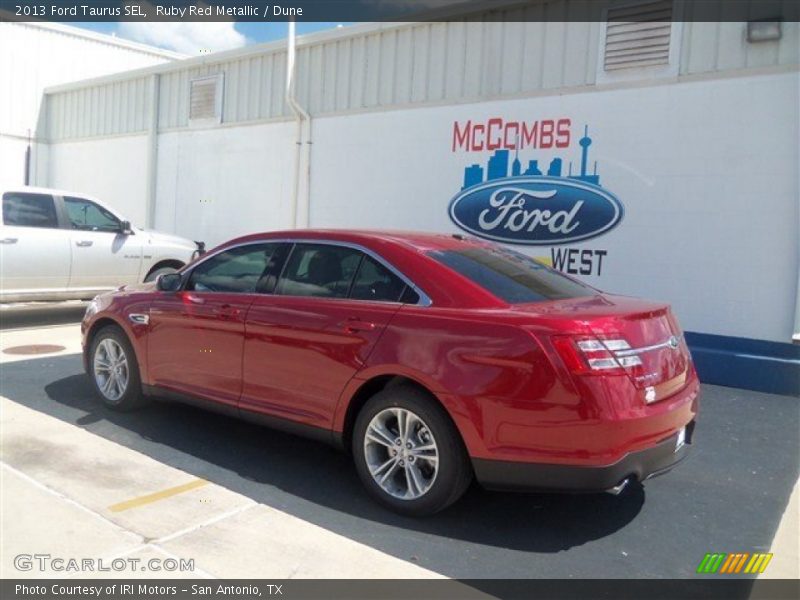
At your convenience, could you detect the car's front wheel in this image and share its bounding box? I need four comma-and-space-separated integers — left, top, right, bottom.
353, 385, 472, 516
89, 326, 148, 411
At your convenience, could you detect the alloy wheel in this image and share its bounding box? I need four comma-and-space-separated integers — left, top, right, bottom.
93, 338, 129, 402
363, 407, 439, 500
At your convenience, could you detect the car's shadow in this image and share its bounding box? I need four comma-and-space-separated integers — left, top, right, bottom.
35, 371, 644, 554
0, 304, 87, 329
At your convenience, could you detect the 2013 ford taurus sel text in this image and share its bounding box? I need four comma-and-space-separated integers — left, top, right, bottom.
81, 230, 699, 515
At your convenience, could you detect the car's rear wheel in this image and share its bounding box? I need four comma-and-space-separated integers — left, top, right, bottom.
353, 385, 472, 516
90, 326, 148, 411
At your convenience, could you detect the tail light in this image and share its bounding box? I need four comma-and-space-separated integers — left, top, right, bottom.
551, 336, 643, 377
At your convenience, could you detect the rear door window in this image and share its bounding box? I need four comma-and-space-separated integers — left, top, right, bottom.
275, 244, 362, 298
429, 245, 596, 303
2, 192, 59, 228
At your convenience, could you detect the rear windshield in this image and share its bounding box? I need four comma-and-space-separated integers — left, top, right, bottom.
429, 246, 597, 304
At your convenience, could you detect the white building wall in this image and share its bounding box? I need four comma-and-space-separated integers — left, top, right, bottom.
0, 21, 181, 190
154, 123, 296, 247
47, 135, 150, 226
45, 68, 796, 344
47, 76, 155, 141
40, 3, 800, 140
309, 71, 799, 344
0, 137, 29, 192
28, 2, 800, 350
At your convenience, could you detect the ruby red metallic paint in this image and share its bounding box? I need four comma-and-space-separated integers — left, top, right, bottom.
82, 229, 699, 494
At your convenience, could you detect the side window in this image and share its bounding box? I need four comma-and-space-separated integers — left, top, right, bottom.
350, 255, 408, 302
400, 286, 421, 304
187, 244, 286, 293
276, 244, 362, 298
64, 196, 120, 232
2, 193, 58, 228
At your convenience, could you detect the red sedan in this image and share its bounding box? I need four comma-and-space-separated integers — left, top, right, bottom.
82, 230, 699, 515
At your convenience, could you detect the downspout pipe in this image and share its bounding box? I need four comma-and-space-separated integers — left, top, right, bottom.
24, 129, 31, 186
794, 171, 800, 344
145, 73, 160, 229
286, 21, 312, 229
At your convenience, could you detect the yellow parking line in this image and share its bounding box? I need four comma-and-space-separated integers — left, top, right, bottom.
109, 479, 208, 513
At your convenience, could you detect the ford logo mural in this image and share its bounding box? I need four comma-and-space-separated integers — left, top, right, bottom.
448, 177, 624, 246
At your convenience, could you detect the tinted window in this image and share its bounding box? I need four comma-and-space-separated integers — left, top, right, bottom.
276, 244, 362, 298
2, 193, 58, 228
429, 246, 596, 303
350, 255, 407, 302
64, 197, 120, 232
399, 286, 421, 304
187, 244, 286, 293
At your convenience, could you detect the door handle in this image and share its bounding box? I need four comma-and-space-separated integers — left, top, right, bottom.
75, 240, 93, 247
214, 303, 240, 319
341, 318, 376, 333
0, 237, 18, 244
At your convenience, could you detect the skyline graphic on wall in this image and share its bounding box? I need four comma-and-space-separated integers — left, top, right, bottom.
462, 125, 600, 190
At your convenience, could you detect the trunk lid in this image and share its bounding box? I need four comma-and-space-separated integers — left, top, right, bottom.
512, 294, 691, 392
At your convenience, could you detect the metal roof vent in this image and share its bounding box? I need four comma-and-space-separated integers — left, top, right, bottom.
604, 1, 673, 71
189, 74, 223, 123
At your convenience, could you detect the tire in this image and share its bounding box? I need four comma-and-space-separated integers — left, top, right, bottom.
144, 265, 180, 283
352, 385, 472, 516
89, 325, 149, 411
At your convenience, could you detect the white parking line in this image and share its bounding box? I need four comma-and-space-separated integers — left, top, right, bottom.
0, 461, 143, 545
762, 478, 800, 578
152, 502, 258, 545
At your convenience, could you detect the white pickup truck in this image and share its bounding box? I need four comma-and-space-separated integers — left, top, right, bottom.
0, 187, 203, 302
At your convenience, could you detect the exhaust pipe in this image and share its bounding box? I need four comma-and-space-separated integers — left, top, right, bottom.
607, 477, 631, 496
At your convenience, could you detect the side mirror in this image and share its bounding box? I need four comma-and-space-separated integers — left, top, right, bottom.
120, 220, 133, 235
156, 272, 183, 292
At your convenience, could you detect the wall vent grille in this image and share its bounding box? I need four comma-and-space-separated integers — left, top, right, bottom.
189, 76, 221, 121
604, 1, 673, 71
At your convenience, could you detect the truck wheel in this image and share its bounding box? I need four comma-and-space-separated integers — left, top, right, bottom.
353, 385, 472, 516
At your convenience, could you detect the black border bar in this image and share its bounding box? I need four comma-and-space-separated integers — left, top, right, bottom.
0, 0, 798, 23
3, 579, 800, 600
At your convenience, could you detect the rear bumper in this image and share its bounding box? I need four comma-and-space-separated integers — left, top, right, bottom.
473, 420, 695, 493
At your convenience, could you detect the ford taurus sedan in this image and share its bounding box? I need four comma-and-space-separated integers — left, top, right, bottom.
82, 230, 699, 515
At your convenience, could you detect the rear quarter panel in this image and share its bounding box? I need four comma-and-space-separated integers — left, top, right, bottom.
335, 304, 577, 459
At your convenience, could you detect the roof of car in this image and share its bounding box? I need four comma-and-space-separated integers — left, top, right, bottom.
227, 229, 492, 253
212, 229, 502, 309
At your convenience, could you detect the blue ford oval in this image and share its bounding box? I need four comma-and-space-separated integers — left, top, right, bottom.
448, 176, 624, 246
